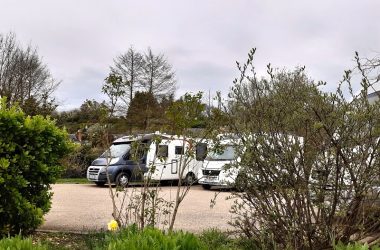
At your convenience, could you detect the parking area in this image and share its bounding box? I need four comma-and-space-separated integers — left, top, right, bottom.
39, 184, 235, 233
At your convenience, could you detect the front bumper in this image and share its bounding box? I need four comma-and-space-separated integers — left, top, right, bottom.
87, 166, 108, 182
198, 169, 237, 187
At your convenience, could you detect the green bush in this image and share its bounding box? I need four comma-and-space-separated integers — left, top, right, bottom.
61, 144, 102, 178
199, 228, 235, 250
94, 225, 206, 250
0, 100, 71, 236
0, 235, 48, 250
334, 241, 380, 250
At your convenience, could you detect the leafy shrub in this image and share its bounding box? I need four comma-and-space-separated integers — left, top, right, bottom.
0, 235, 48, 250
226, 49, 380, 249
61, 144, 102, 178
334, 241, 380, 250
199, 228, 235, 250
0, 100, 71, 236
94, 225, 206, 250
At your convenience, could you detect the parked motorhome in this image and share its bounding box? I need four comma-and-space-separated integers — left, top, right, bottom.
145, 136, 206, 184
87, 133, 206, 186
198, 138, 239, 189
87, 134, 150, 186
198, 134, 305, 190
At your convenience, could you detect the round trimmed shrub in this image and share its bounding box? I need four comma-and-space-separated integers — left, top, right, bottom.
0, 100, 71, 236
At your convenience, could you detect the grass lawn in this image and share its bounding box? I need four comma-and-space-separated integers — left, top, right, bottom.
56, 178, 91, 184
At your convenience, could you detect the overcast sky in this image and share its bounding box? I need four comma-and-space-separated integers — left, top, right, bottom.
1, 0, 379, 110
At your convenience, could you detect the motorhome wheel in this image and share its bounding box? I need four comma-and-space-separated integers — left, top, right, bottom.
116, 172, 130, 187
184, 172, 196, 185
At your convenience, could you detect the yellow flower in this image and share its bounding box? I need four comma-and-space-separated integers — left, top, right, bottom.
107, 219, 119, 231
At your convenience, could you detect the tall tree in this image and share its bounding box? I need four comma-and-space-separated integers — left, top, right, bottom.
0, 32, 59, 115
141, 48, 176, 98
166, 92, 206, 132
102, 73, 124, 116
126, 91, 159, 131
110, 46, 144, 105
79, 99, 109, 124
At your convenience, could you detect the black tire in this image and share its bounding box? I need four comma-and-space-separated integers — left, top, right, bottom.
115, 172, 130, 187
95, 181, 106, 187
184, 173, 196, 185
202, 184, 211, 190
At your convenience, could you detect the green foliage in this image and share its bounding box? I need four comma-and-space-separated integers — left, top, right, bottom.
61, 144, 102, 178
102, 73, 125, 117
0, 99, 71, 236
126, 91, 160, 131
54, 99, 109, 132
21, 96, 58, 117
227, 48, 380, 249
166, 92, 206, 134
334, 241, 380, 250
199, 229, 236, 250
29, 228, 243, 250
234, 237, 262, 250
56, 178, 91, 184
125, 91, 175, 132
94, 225, 206, 250
78, 99, 109, 124
0, 235, 48, 250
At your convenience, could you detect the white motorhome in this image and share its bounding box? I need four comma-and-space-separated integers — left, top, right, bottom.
198, 134, 304, 190
144, 135, 206, 184
198, 138, 239, 189
87, 132, 206, 186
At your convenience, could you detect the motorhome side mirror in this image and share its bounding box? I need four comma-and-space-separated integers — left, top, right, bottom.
122, 152, 130, 160
196, 143, 207, 161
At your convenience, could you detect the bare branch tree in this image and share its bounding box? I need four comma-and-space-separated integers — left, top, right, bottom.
141, 47, 176, 99
110, 46, 144, 105
0, 32, 59, 114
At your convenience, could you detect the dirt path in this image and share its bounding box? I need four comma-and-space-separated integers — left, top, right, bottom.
39, 184, 235, 233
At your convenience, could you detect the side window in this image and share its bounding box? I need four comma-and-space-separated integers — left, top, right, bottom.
196, 143, 207, 161
175, 146, 184, 155
157, 145, 168, 158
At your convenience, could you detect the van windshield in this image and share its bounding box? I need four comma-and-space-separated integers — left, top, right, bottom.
205, 145, 236, 161
100, 143, 131, 158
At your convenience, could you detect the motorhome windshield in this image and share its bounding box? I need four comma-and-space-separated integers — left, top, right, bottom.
206, 145, 236, 161
100, 143, 131, 158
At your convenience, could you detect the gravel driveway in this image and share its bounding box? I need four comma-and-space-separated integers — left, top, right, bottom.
39, 184, 235, 233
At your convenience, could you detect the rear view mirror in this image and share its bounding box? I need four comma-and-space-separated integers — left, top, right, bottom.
196, 143, 207, 161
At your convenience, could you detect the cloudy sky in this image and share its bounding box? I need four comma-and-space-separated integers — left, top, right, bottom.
1, 0, 379, 110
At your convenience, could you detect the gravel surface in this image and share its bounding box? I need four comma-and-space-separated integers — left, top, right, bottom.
39, 184, 235, 233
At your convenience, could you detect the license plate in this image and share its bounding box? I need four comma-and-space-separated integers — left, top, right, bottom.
89, 174, 97, 179
205, 176, 218, 182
